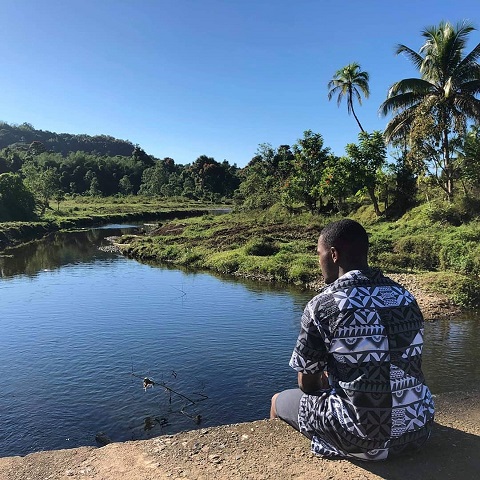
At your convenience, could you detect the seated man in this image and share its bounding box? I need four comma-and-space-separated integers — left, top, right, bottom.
271, 219, 434, 461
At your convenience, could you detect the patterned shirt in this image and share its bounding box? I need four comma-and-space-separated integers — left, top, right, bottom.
289, 268, 435, 460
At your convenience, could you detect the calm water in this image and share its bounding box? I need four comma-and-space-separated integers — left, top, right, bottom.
0, 226, 479, 457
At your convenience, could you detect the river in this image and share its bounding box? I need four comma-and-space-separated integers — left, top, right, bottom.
0, 225, 479, 457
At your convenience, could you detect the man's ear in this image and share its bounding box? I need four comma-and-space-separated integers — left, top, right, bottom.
330, 246, 339, 263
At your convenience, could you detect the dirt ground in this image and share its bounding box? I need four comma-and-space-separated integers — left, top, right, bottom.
1, 391, 478, 480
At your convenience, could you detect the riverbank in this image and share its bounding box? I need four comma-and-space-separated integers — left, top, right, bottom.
0, 205, 213, 250
1, 390, 478, 480
115, 210, 479, 313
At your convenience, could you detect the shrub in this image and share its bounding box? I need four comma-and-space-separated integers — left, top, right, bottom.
368, 236, 393, 264
374, 252, 413, 271
206, 251, 242, 274
181, 249, 205, 266
421, 272, 480, 308
423, 197, 479, 225
244, 237, 279, 256
393, 235, 440, 270
439, 240, 479, 276
288, 255, 318, 284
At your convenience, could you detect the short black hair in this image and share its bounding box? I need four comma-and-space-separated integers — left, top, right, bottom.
320, 219, 369, 256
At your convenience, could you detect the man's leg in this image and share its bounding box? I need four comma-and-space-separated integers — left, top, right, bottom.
270, 388, 304, 432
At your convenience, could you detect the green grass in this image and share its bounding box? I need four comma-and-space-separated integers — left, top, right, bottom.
119, 202, 480, 307
0, 195, 222, 250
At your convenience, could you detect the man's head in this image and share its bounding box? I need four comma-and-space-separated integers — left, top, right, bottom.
317, 219, 369, 284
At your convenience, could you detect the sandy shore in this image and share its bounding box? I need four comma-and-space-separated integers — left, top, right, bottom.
1, 391, 478, 480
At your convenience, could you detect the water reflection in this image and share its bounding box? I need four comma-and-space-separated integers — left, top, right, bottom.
0, 226, 137, 279
423, 312, 480, 393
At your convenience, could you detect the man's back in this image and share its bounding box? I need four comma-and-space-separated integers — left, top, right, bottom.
290, 268, 435, 460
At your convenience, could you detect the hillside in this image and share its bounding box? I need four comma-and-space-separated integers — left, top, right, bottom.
0, 121, 136, 157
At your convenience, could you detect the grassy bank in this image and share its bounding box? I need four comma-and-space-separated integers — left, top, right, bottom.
117, 203, 480, 308
0, 196, 221, 250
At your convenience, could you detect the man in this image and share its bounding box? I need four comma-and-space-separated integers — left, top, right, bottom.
271, 219, 434, 461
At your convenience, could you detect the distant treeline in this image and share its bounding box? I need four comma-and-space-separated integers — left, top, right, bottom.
0, 122, 241, 220
0, 120, 479, 224
0, 122, 135, 157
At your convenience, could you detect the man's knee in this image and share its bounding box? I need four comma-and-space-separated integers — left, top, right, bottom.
270, 393, 280, 419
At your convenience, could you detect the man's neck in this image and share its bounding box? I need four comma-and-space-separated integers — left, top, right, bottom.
338, 263, 369, 278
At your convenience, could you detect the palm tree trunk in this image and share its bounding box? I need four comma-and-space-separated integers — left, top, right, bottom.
442, 128, 454, 201
348, 95, 365, 133
352, 107, 365, 133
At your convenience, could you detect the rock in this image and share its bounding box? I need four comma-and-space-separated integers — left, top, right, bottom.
95, 432, 113, 446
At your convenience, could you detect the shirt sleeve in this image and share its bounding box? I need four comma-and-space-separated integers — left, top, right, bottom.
289, 300, 329, 374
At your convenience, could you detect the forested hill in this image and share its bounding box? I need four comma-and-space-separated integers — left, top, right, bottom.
0, 122, 135, 157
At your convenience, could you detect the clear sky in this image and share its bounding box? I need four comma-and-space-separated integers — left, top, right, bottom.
0, 0, 478, 166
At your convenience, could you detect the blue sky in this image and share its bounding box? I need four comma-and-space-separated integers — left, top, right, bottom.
0, 1, 478, 167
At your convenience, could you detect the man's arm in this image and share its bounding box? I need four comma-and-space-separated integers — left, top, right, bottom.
298, 371, 329, 393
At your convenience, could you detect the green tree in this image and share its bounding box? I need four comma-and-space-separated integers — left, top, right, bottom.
327, 62, 370, 132
89, 176, 102, 196
380, 20, 480, 200
235, 144, 294, 210
139, 161, 169, 196
285, 130, 332, 213
187, 155, 238, 199
319, 155, 355, 213
132, 145, 154, 167
345, 131, 387, 216
458, 125, 480, 195
53, 190, 65, 211
21, 161, 60, 214
118, 175, 134, 195
0, 172, 36, 220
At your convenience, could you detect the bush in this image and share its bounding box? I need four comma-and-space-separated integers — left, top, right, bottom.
288, 255, 318, 284
374, 252, 414, 271
244, 237, 279, 256
0, 173, 36, 221
368, 236, 393, 264
439, 240, 479, 276
421, 272, 480, 308
393, 235, 440, 270
423, 197, 479, 225
206, 251, 242, 274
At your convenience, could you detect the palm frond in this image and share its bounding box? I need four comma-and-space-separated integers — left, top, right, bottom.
459, 79, 480, 95
380, 92, 424, 116
384, 108, 417, 143
395, 44, 424, 71
387, 78, 434, 96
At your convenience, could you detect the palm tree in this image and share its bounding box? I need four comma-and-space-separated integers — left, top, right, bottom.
380, 21, 480, 200
328, 63, 370, 132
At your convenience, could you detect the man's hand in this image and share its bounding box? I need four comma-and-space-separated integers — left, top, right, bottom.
298, 371, 329, 393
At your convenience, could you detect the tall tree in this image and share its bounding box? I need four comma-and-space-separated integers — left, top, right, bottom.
284, 130, 331, 213
458, 125, 480, 195
21, 161, 60, 214
327, 62, 370, 132
380, 20, 480, 200
0, 173, 36, 220
345, 131, 387, 216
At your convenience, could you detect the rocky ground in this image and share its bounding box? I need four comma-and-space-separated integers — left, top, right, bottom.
383, 273, 462, 320
0, 391, 478, 480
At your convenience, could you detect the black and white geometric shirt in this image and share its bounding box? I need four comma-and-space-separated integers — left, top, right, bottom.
289, 268, 435, 461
